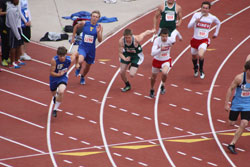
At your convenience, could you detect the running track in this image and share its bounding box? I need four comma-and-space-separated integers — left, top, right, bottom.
0, 0, 250, 166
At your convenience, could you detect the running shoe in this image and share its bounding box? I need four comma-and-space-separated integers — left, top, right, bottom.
52, 110, 57, 117
227, 144, 237, 154
16, 60, 26, 66
1, 59, 8, 66
200, 71, 205, 79
160, 85, 166, 95
75, 66, 81, 77
9, 62, 20, 69
121, 85, 131, 92
80, 75, 85, 85
53, 96, 56, 104
150, 89, 154, 98
20, 53, 31, 61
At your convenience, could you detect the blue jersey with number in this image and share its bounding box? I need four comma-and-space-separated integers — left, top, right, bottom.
231, 72, 250, 111
80, 21, 98, 48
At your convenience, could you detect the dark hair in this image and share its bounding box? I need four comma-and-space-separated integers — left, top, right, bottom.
123, 29, 133, 36
160, 28, 169, 35
57, 46, 67, 56
91, 10, 101, 18
244, 60, 250, 71
202, 1, 211, 9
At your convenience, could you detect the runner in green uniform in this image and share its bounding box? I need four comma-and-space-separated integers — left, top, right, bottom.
153, 0, 182, 43
119, 28, 155, 92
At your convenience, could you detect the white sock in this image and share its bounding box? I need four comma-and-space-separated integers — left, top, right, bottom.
53, 102, 61, 111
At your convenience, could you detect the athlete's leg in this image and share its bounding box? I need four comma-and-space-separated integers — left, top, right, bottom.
56, 84, 67, 102
120, 63, 129, 83
161, 63, 170, 84
129, 66, 138, 77
82, 62, 92, 77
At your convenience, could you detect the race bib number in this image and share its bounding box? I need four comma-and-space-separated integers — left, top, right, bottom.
165, 12, 175, 21
241, 91, 250, 97
84, 34, 94, 44
24, 9, 29, 18
161, 53, 168, 57
198, 29, 208, 38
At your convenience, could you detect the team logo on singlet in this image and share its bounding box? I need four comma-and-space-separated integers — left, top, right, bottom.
90, 27, 94, 31
125, 48, 136, 53
196, 21, 211, 29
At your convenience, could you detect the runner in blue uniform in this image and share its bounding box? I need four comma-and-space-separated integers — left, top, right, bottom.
225, 57, 250, 154
49, 46, 78, 117
71, 10, 103, 85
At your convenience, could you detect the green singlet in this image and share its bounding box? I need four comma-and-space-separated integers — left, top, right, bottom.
159, 1, 177, 35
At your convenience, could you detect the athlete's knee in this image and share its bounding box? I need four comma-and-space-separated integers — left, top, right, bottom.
240, 120, 248, 128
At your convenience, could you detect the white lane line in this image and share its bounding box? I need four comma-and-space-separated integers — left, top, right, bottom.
207, 29, 250, 167
137, 73, 144, 77
207, 162, 218, 166
169, 104, 177, 107
187, 131, 196, 135
184, 88, 192, 92
54, 132, 64, 136
87, 77, 95, 80
192, 156, 202, 161
65, 112, 74, 116
122, 132, 132, 136
170, 84, 178, 87
138, 162, 148, 166
0, 89, 47, 107
1, 68, 49, 86
79, 94, 87, 98
109, 104, 117, 109
181, 108, 190, 112
81, 141, 90, 145
134, 92, 142, 96
217, 119, 226, 123
63, 160, 72, 164
0, 136, 45, 154
135, 136, 144, 140
110, 128, 119, 132
0, 162, 13, 167
174, 127, 184, 131
195, 112, 204, 116
113, 153, 122, 157
213, 97, 221, 101
0, 111, 44, 129
161, 122, 169, 127
143, 116, 152, 120
195, 92, 203, 95
236, 148, 245, 152
125, 157, 134, 161
110, 65, 117, 68
66, 90, 75, 94
69, 137, 78, 141
131, 112, 140, 116
119, 108, 128, 112
177, 151, 186, 156
89, 120, 97, 124
99, 81, 106, 84
77, 116, 85, 120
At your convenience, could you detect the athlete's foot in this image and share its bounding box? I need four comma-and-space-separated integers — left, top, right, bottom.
149, 89, 154, 98
121, 85, 131, 92
52, 110, 57, 117
160, 85, 166, 95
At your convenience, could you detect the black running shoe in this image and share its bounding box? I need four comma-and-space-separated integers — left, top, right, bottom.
121, 85, 131, 92
52, 110, 57, 117
160, 85, 166, 95
227, 144, 237, 154
150, 89, 154, 98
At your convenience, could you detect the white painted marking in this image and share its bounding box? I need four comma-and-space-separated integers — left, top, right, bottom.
99, 81, 106, 84
174, 127, 184, 131
132, 112, 140, 116
217, 119, 226, 123
55, 132, 64, 136
207, 162, 218, 166
196, 112, 204, 116
236, 148, 245, 152
65, 112, 74, 116
213, 97, 221, 101
69, 136, 78, 141
137, 73, 144, 77
138, 162, 148, 166
134, 92, 142, 96
195, 92, 203, 95
135, 136, 144, 140
63, 160, 72, 164
169, 104, 177, 107
87, 77, 95, 80
66, 90, 75, 94
184, 88, 192, 92
170, 84, 178, 87
143, 116, 152, 120
81, 141, 90, 145
177, 151, 186, 156
119, 108, 128, 112
192, 156, 202, 161
0, 162, 13, 167
109, 104, 117, 109
181, 108, 190, 112
0, 89, 47, 107
125, 157, 134, 161
77, 116, 85, 120
123, 132, 132, 136
0, 136, 45, 154
89, 120, 97, 124
187, 131, 196, 135
113, 153, 122, 157
161, 122, 169, 127
79, 94, 87, 98
0, 111, 44, 129
110, 65, 117, 68
110, 128, 119, 132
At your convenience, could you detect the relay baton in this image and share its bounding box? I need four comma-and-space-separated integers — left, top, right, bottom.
21, 33, 30, 42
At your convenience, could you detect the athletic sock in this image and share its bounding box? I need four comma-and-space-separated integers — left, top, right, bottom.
53, 102, 61, 111
192, 59, 198, 69
125, 81, 130, 87
199, 58, 204, 72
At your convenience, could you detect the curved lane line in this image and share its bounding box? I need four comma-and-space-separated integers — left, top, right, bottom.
207, 35, 250, 167
154, 4, 250, 166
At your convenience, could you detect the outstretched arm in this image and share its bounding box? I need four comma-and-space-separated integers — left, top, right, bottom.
136, 29, 155, 43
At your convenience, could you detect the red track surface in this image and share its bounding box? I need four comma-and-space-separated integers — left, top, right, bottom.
0, 0, 250, 166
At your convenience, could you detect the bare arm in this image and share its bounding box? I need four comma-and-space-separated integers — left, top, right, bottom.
96, 24, 103, 43
135, 29, 155, 43
71, 21, 85, 44
50, 58, 66, 77
212, 16, 221, 39
153, 5, 162, 30
225, 74, 242, 111
118, 37, 130, 61
176, 4, 182, 27
246, 54, 250, 62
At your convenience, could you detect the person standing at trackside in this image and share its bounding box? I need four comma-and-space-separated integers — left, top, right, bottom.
49, 46, 78, 117
150, 28, 173, 98
71, 10, 103, 85
119, 28, 155, 92
153, 0, 183, 44
0, 0, 10, 67
6, 0, 25, 68
19, 0, 32, 61
187, 1, 221, 79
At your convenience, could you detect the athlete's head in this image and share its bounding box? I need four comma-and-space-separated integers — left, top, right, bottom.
91, 10, 101, 25
160, 28, 169, 42
201, 1, 211, 15
10, 0, 19, 6
167, 0, 175, 5
244, 60, 250, 72
123, 29, 133, 44
57, 46, 67, 62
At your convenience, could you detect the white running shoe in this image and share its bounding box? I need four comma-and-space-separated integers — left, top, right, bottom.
20, 53, 31, 61
200, 72, 205, 79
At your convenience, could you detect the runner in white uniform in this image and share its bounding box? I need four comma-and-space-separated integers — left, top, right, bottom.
188, 1, 221, 79
150, 28, 173, 98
